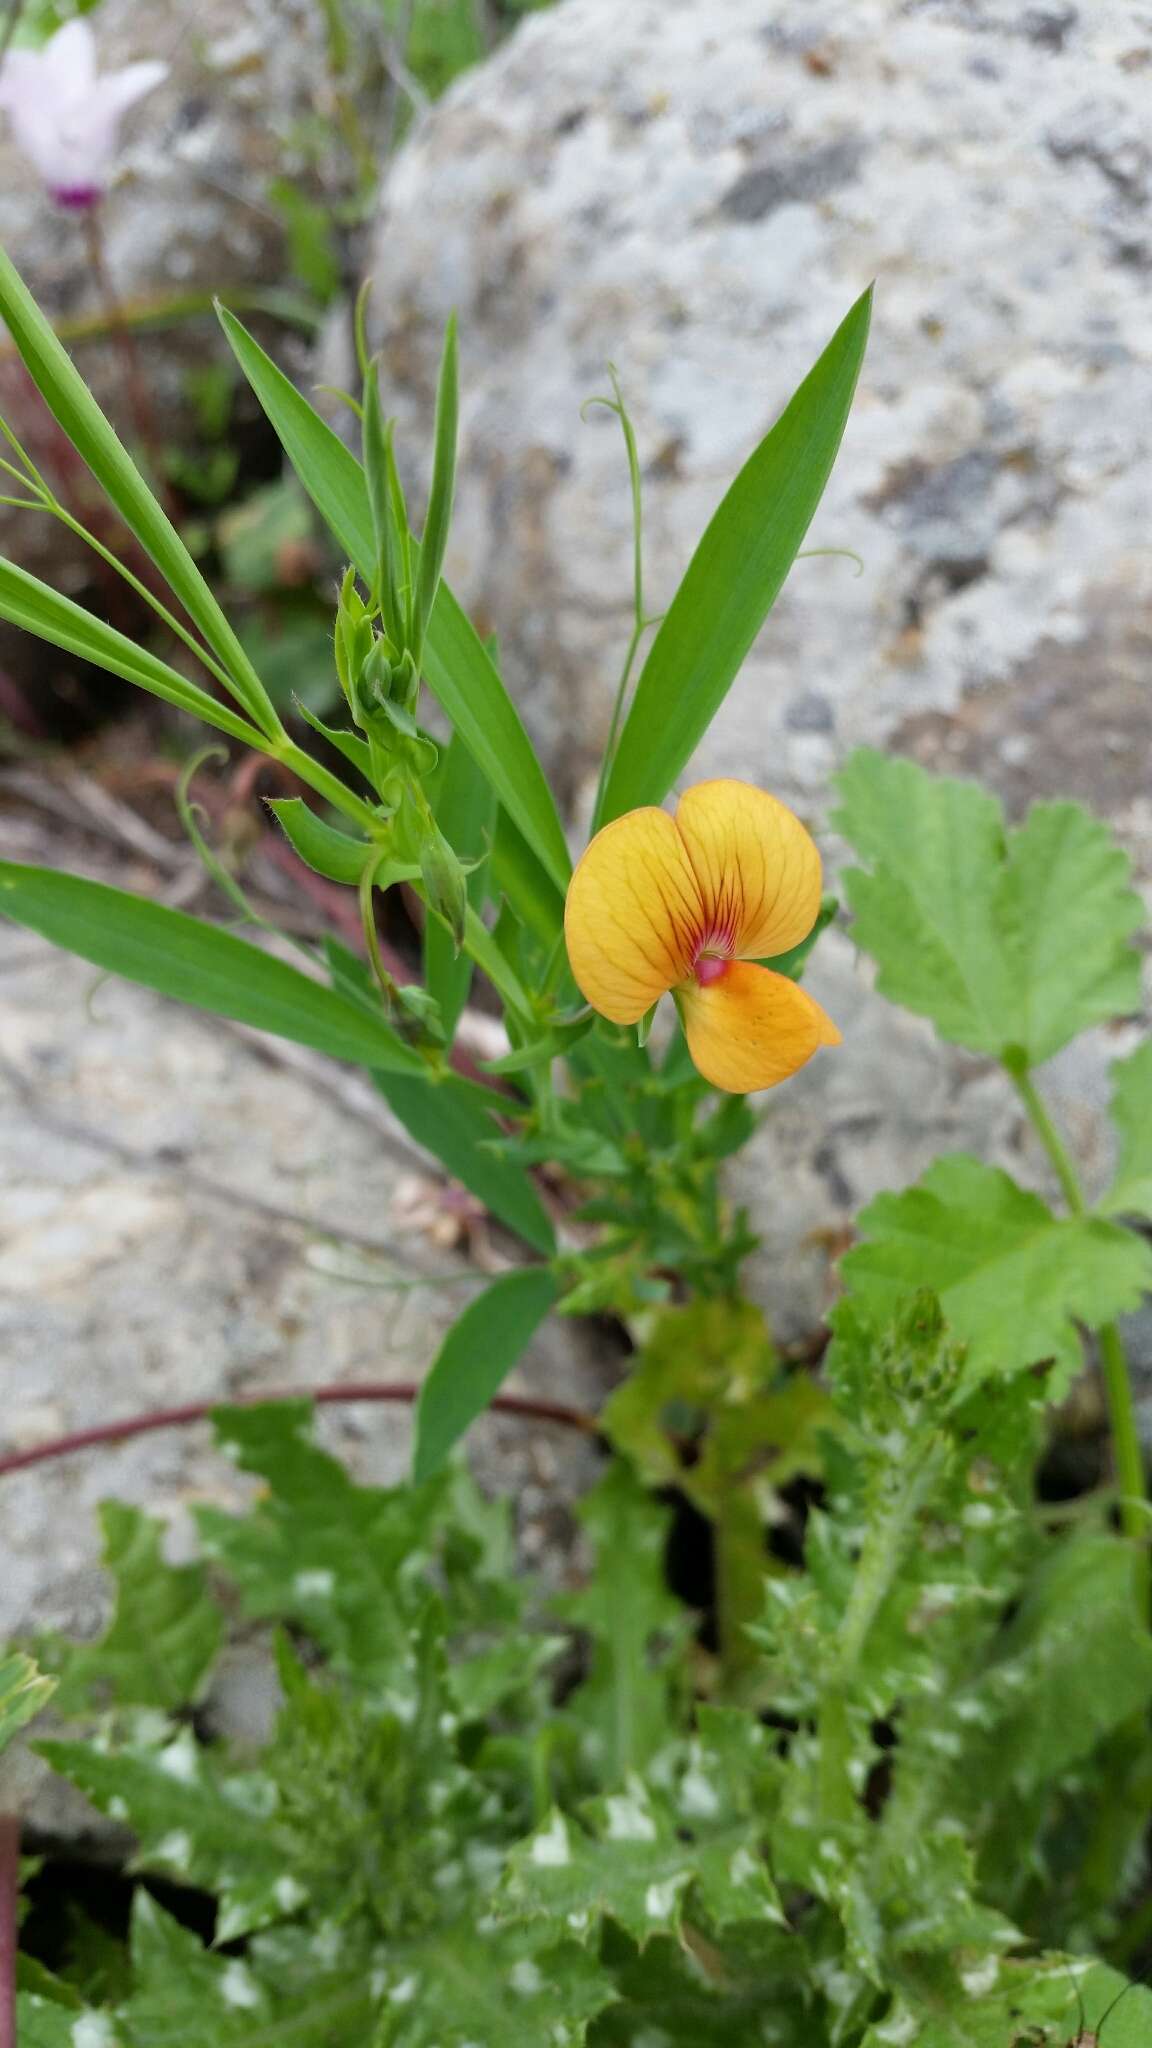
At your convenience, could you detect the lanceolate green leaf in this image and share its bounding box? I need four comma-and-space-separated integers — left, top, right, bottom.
598, 287, 871, 824
375, 1069, 555, 1255
0, 246, 282, 740
322, 938, 552, 1251
0, 556, 266, 748
217, 308, 571, 895
413, 1266, 559, 1481
0, 862, 426, 1074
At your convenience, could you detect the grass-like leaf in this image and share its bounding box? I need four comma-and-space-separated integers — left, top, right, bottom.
598, 287, 871, 823
0, 245, 283, 739
217, 307, 571, 898
0, 555, 266, 748
0, 862, 426, 1073
413, 1265, 558, 1481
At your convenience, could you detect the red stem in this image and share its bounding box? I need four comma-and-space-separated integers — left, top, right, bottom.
0, 1382, 599, 1483
0, 1813, 18, 2048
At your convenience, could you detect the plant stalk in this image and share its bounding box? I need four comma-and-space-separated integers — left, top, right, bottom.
1009, 1064, 1149, 1592
0, 1813, 18, 2048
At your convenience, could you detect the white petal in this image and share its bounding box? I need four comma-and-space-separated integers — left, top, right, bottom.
0, 48, 44, 109
99, 60, 168, 121
44, 18, 97, 92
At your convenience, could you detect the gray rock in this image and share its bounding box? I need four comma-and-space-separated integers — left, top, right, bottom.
0, 924, 608, 1827
366, 0, 1152, 853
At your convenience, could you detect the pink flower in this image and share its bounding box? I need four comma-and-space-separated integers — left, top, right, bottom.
0, 20, 166, 210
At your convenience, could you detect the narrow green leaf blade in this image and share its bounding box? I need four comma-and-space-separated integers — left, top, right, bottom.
0, 245, 282, 738
0, 556, 265, 748
413, 1265, 558, 1480
0, 862, 426, 1073
599, 286, 871, 823
425, 726, 497, 1037
414, 314, 459, 646
218, 306, 571, 893
376, 1069, 555, 1254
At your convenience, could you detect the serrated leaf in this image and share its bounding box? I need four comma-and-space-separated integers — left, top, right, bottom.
122, 1892, 376, 2046
0, 1650, 54, 1755
961, 1533, 1152, 1793
14, 1995, 87, 2047
38, 1503, 221, 1716
196, 1403, 446, 1705
370, 1926, 614, 2048
36, 1727, 290, 1942
841, 1154, 1152, 1392
1102, 1040, 1152, 1222
834, 751, 1143, 1065
504, 1749, 781, 1946
559, 1463, 687, 1782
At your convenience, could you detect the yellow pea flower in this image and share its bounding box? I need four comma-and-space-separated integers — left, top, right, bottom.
564, 779, 841, 1094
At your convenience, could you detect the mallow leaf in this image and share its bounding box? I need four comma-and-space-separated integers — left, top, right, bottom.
834, 751, 1143, 1065
841, 1155, 1152, 1393
1101, 1041, 1152, 1223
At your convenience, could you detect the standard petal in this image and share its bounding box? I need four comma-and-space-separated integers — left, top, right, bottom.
45, 19, 96, 92
565, 806, 704, 1025
674, 780, 823, 961
679, 961, 841, 1093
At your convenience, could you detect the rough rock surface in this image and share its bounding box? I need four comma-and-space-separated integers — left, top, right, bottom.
0, 912, 606, 1829
367, 0, 1152, 1357
368, 0, 1152, 850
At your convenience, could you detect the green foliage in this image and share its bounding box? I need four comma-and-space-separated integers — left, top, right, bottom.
1104, 1041, 1152, 1222
413, 1264, 559, 1479
35, 1502, 221, 1716
0, 1649, 53, 1755
834, 750, 1143, 1066
600, 289, 872, 823
18, 1358, 1152, 2048
840, 1154, 1152, 1394
0, 862, 428, 1074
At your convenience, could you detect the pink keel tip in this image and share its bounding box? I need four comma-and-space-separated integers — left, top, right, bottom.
52, 184, 103, 211
694, 954, 729, 987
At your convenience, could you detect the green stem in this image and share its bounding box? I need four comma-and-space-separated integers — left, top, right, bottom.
1008, 1064, 1149, 1593
816, 1446, 942, 1824
1010, 1066, 1085, 1215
